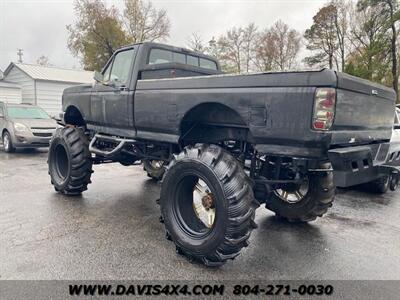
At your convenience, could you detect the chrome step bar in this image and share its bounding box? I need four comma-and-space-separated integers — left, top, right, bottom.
89, 133, 136, 158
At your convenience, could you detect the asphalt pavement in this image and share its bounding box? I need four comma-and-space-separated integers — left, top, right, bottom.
0, 148, 399, 280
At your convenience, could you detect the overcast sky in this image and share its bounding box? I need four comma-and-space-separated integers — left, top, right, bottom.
0, 0, 328, 71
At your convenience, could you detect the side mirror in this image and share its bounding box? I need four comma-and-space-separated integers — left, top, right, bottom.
105, 80, 117, 88
93, 71, 103, 83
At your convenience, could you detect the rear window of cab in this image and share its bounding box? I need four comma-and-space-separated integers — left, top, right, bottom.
148, 48, 217, 70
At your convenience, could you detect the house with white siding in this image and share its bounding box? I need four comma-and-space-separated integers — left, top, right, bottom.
0, 80, 22, 103
1, 63, 93, 116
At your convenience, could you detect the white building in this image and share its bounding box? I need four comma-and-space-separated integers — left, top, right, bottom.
1, 63, 93, 116
0, 80, 22, 104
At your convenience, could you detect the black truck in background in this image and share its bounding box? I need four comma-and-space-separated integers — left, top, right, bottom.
48, 42, 397, 266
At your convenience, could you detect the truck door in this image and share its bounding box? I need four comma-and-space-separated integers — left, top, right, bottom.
91, 47, 136, 130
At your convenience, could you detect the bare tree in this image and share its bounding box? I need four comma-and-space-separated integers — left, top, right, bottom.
304, 4, 339, 69
217, 27, 245, 73
271, 20, 301, 70
254, 20, 301, 72
36, 55, 51, 66
254, 29, 276, 71
123, 0, 170, 43
217, 24, 258, 73
242, 23, 258, 73
187, 33, 206, 52
332, 0, 352, 71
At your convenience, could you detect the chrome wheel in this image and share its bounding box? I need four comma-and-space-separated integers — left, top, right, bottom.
274, 179, 309, 204
192, 179, 215, 228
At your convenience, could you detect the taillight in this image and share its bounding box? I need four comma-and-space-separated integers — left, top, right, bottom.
312, 88, 336, 131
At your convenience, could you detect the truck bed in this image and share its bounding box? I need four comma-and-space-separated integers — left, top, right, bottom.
134, 69, 396, 158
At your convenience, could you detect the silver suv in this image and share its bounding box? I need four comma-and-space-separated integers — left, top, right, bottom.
0, 102, 57, 152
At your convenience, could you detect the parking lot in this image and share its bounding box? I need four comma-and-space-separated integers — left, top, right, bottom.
1, 148, 400, 280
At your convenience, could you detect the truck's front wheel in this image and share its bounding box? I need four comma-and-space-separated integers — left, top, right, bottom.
265, 163, 335, 222
48, 127, 93, 195
160, 144, 258, 266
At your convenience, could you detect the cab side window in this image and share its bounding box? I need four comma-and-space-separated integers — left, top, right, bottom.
149, 49, 172, 64
0, 105, 4, 118
103, 48, 135, 86
200, 58, 217, 70
148, 48, 218, 70
187, 55, 199, 67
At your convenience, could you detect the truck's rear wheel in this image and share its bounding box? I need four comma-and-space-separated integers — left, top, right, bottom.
143, 159, 166, 181
48, 127, 93, 195
364, 176, 389, 194
160, 144, 258, 266
265, 162, 335, 222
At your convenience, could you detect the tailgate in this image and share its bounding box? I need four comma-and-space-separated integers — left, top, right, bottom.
331, 72, 396, 144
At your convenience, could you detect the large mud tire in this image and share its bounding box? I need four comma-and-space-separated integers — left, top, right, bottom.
364, 176, 389, 194
48, 127, 93, 195
160, 144, 259, 267
265, 162, 335, 222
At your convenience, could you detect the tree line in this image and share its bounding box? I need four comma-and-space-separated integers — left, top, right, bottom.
67, 0, 399, 99
67, 0, 170, 71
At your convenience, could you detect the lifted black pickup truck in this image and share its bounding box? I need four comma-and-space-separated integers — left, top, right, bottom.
48, 42, 397, 266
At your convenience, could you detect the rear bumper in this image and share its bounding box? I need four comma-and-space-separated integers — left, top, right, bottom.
328, 143, 400, 187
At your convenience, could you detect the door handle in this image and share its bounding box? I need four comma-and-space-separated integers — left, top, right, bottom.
112, 85, 128, 93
